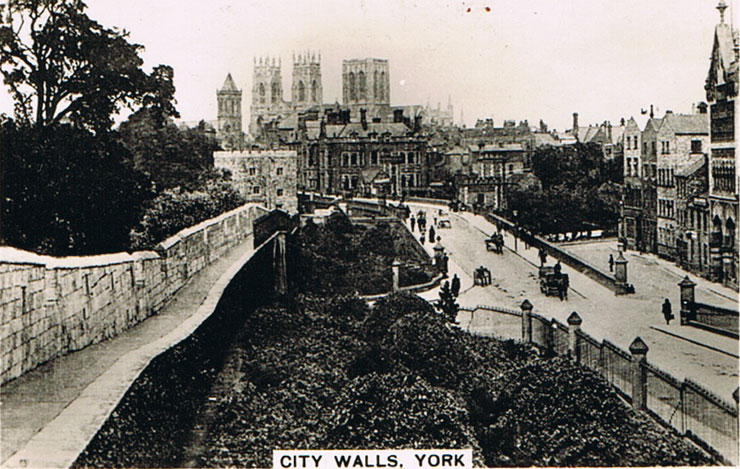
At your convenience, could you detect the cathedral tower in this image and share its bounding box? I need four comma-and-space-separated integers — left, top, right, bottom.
291, 51, 322, 109
342, 58, 390, 119
217, 73, 243, 150
250, 56, 287, 136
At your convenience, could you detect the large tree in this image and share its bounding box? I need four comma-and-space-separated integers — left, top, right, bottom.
0, 0, 174, 132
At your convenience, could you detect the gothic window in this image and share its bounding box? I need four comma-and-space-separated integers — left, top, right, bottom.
349, 72, 356, 101
374, 71, 379, 100
379, 71, 386, 101
359, 71, 366, 100
298, 81, 305, 102
259, 83, 266, 104
271, 81, 280, 104
311, 80, 318, 101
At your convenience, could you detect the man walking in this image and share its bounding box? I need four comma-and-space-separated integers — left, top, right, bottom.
451, 274, 461, 297
662, 299, 673, 325
538, 248, 547, 266
609, 254, 615, 272
410, 215, 416, 232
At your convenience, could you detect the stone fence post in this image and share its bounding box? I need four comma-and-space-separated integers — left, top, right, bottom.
567, 311, 582, 361
629, 337, 649, 410
678, 276, 696, 325
521, 299, 533, 343
614, 251, 629, 295
392, 259, 401, 292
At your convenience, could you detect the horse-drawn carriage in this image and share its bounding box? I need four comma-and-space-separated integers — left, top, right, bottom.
539, 265, 568, 298
485, 233, 504, 254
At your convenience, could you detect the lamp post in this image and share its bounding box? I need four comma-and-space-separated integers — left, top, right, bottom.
513, 209, 519, 251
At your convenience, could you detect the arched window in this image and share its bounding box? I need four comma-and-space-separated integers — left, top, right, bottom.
358, 71, 366, 100
349, 72, 356, 101
271, 80, 280, 104
298, 81, 305, 102
311, 80, 318, 102
259, 83, 266, 104
374, 71, 379, 100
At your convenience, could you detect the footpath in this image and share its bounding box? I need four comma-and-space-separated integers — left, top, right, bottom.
0, 238, 256, 469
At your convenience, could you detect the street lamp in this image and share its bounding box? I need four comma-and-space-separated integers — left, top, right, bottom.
513, 209, 519, 251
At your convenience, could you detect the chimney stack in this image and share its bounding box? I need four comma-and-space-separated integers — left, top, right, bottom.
573, 112, 579, 140
360, 108, 368, 130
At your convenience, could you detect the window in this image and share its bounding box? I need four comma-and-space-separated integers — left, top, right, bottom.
249, 167, 256, 176
276, 167, 283, 175
691, 140, 702, 154
253, 186, 260, 194
371, 151, 378, 165
277, 188, 284, 196
351, 153, 357, 165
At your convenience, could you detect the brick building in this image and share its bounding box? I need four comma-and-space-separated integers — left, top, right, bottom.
621, 117, 644, 250
214, 150, 298, 213
654, 111, 710, 260
675, 156, 711, 276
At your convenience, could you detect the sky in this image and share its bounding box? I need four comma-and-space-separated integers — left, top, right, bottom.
0, 0, 733, 131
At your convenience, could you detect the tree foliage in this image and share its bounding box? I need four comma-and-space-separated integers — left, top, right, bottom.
128, 175, 245, 250
119, 108, 219, 191
0, 0, 175, 132
508, 143, 623, 234
1, 119, 152, 254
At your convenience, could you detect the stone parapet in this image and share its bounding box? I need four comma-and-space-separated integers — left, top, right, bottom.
0, 204, 262, 385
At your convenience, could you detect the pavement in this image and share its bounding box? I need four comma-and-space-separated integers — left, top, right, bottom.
0, 238, 257, 468
403, 201, 739, 402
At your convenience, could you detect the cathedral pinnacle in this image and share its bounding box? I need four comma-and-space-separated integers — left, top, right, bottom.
717, 0, 728, 24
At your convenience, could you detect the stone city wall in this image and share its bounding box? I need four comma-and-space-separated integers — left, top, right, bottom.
0, 204, 267, 385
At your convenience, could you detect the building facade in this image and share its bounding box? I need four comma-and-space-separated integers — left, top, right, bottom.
705, 0, 739, 289
214, 150, 298, 213
654, 112, 710, 260
675, 156, 711, 276
621, 117, 644, 250
296, 109, 429, 197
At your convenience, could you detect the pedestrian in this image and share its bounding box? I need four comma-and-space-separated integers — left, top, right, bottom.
554, 260, 562, 276
420, 234, 425, 245
410, 215, 416, 232
538, 248, 547, 266
433, 216, 438, 227
451, 274, 461, 297
662, 299, 674, 325
429, 226, 436, 244
609, 254, 614, 272
442, 254, 449, 277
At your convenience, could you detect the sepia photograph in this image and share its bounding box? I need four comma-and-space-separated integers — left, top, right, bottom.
0, 0, 738, 467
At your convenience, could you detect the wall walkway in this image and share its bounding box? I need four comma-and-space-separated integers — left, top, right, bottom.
0, 204, 266, 385
1, 209, 279, 468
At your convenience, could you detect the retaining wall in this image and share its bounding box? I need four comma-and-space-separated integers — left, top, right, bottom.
0, 204, 267, 385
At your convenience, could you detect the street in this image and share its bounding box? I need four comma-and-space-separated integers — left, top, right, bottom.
405, 202, 739, 402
